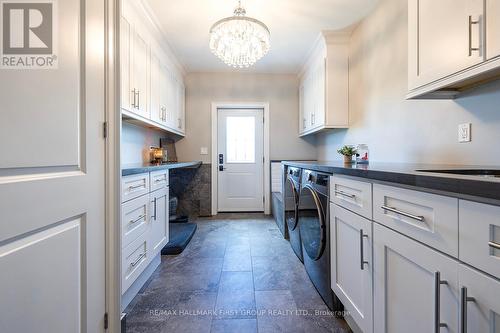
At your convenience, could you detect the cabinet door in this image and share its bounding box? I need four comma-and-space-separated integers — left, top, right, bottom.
459, 264, 500, 333
159, 64, 170, 128
317, 58, 326, 127
149, 51, 162, 124
487, 0, 500, 59
166, 68, 177, 129
177, 82, 185, 133
132, 28, 149, 118
373, 223, 459, 333
299, 83, 305, 133
120, 16, 132, 111
331, 204, 373, 333
149, 187, 169, 256
408, 0, 485, 90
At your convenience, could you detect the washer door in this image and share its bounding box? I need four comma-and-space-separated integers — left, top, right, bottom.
298, 185, 326, 261
285, 176, 300, 231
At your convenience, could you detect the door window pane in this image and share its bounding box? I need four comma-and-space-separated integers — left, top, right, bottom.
226, 116, 255, 163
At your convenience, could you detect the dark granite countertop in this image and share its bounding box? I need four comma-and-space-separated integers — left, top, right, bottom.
282, 160, 500, 204
122, 161, 202, 176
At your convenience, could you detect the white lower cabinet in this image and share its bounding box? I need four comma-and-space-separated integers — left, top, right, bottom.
373, 223, 459, 333
121, 171, 169, 296
149, 187, 169, 255
459, 264, 500, 332
330, 204, 373, 333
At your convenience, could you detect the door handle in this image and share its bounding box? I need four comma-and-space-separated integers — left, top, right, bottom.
359, 229, 369, 270
219, 165, 227, 171
468, 15, 480, 56
131, 89, 136, 108
460, 286, 476, 333
434, 271, 448, 332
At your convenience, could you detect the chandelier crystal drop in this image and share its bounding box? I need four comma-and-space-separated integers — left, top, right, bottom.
209, 1, 270, 68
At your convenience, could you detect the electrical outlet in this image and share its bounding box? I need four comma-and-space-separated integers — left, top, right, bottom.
458, 123, 471, 143
200, 147, 208, 155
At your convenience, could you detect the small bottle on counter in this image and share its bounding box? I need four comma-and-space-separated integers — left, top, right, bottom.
355, 144, 369, 164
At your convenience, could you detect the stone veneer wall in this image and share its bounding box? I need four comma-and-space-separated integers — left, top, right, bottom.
169, 163, 211, 218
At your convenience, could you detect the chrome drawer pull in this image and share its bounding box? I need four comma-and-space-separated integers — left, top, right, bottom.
130, 214, 145, 225
335, 190, 356, 199
381, 205, 425, 222
128, 184, 144, 191
130, 252, 147, 268
488, 241, 500, 250
434, 271, 448, 332
154, 178, 165, 183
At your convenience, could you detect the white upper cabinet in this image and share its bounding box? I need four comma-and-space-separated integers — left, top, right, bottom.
121, 0, 186, 136
407, 0, 500, 98
298, 31, 349, 136
133, 27, 150, 118
408, 0, 484, 92
486, 0, 500, 60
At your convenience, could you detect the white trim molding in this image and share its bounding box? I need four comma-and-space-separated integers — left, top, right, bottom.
211, 102, 271, 216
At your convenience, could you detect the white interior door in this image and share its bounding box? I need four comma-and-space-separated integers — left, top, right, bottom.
217, 109, 264, 212
0, 0, 107, 332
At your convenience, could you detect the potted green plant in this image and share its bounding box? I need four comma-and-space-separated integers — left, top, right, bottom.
337, 145, 357, 164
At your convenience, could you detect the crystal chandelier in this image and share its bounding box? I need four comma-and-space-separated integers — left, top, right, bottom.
209, 1, 270, 68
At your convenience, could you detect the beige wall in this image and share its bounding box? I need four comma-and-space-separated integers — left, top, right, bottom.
177, 72, 317, 163
317, 0, 500, 165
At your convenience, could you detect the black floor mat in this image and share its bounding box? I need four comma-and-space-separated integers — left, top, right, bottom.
161, 223, 197, 255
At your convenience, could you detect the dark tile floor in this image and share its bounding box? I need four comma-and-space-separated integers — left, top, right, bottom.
125, 214, 351, 333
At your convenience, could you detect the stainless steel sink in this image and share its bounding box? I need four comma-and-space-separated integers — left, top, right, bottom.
416, 169, 500, 178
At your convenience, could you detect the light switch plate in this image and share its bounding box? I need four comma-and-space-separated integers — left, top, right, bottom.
200, 147, 208, 155
458, 123, 471, 143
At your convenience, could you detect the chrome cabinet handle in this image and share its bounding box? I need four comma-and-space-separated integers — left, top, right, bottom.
335, 190, 356, 199
460, 286, 475, 333
359, 229, 369, 270
434, 272, 448, 332
130, 252, 146, 268
178, 118, 182, 129
131, 89, 136, 108
488, 241, 500, 250
136, 90, 140, 109
303, 118, 306, 129
468, 15, 480, 56
128, 184, 144, 191
381, 205, 425, 222
129, 214, 145, 225
152, 197, 157, 220
154, 178, 165, 183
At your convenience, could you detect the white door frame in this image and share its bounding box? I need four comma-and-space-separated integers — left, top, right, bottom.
211, 102, 270, 215
106, 0, 122, 331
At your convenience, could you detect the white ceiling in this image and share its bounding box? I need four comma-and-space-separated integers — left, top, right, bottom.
144, 0, 378, 74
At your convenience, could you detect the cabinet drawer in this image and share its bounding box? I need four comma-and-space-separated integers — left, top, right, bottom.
459, 200, 500, 278
373, 184, 458, 257
122, 232, 149, 294
150, 170, 168, 192
121, 195, 149, 249
122, 173, 149, 203
330, 175, 372, 219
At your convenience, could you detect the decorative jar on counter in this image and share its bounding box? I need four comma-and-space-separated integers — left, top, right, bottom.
356, 144, 369, 164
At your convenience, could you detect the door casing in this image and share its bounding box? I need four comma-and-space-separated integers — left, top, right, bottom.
211, 102, 270, 215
